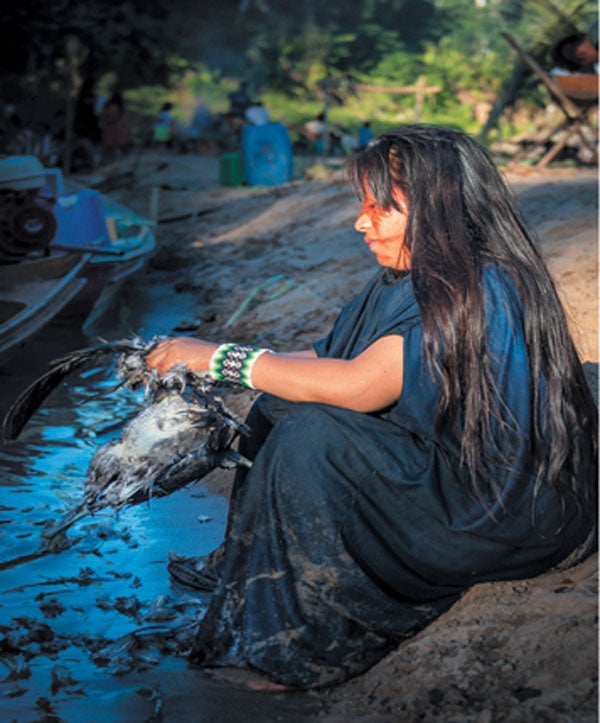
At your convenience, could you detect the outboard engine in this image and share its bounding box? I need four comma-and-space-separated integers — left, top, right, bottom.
0, 156, 57, 262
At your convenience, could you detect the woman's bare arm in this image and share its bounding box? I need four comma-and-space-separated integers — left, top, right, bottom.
145, 336, 403, 413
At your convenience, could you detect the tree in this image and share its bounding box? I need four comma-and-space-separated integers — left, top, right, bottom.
180, 0, 440, 94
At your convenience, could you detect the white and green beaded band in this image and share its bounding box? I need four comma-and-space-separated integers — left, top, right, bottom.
209, 343, 271, 389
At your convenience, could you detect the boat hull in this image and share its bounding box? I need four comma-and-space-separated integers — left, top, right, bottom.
55, 225, 156, 327
0, 253, 90, 364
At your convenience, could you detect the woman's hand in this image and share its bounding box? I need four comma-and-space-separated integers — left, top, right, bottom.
145, 337, 218, 376
145, 337, 405, 414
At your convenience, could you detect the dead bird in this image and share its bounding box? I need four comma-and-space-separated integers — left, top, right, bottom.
1, 337, 250, 543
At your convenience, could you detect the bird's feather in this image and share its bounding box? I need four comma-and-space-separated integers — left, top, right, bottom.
2, 338, 158, 441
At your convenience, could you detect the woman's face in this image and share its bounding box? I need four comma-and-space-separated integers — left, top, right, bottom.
354, 187, 411, 270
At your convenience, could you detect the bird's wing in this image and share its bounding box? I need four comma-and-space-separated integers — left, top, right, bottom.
2, 342, 132, 441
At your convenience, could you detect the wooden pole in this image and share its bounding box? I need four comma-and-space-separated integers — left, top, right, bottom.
322, 88, 330, 157
414, 76, 426, 121
356, 83, 441, 94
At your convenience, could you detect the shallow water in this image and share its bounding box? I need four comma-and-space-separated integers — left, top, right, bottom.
0, 275, 324, 721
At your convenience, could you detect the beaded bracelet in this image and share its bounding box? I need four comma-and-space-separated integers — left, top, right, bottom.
209, 343, 272, 389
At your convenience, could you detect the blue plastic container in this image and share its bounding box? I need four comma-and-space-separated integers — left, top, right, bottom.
52, 189, 112, 249
242, 123, 293, 187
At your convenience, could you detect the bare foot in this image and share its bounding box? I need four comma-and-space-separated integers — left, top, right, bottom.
202, 666, 292, 692
246, 677, 291, 692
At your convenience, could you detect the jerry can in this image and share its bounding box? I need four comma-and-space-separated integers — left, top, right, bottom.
219, 152, 246, 186
242, 123, 292, 186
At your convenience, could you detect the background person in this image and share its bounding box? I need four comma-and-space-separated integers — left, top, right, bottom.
244, 100, 270, 126
551, 31, 599, 74
100, 91, 130, 159
228, 81, 252, 119
153, 101, 177, 147
358, 120, 375, 149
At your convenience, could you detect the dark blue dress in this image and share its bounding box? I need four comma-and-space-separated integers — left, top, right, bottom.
190, 268, 596, 688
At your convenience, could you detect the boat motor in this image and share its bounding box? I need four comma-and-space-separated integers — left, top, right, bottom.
0, 156, 57, 262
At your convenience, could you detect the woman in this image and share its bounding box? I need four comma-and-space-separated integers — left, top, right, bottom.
146, 125, 597, 690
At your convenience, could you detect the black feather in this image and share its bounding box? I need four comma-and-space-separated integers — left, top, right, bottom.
2, 338, 158, 441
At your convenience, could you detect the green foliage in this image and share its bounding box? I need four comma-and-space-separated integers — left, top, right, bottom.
1, 0, 597, 147
369, 50, 424, 86
421, 38, 502, 100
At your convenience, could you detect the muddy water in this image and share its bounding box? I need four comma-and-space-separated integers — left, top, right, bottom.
0, 275, 325, 721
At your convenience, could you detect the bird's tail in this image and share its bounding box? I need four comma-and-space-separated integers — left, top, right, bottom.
221, 449, 253, 469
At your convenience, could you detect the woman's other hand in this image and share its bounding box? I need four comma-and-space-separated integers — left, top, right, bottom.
145, 337, 218, 376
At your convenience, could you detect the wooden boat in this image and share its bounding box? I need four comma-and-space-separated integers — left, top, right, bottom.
50, 184, 157, 328
0, 158, 156, 331
0, 252, 90, 364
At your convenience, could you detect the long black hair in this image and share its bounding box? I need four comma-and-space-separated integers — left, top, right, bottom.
346, 125, 597, 508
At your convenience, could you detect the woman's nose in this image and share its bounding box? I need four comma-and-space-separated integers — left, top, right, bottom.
354, 211, 371, 232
